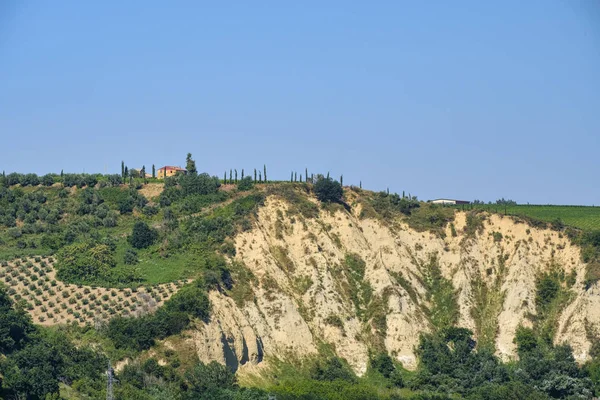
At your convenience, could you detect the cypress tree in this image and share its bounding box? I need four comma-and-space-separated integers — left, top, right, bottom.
402, 190, 405, 199
186, 153, 197, 175
305, 168, 308, 183
387, 187, 389, 195
311, 173, 314, 182
229, 169, 232, 184
121, 161, 125, 179
326, 172, 330, 179
254, 169, 257, 182
359, 181, 362, 189
294, 172, 297, 182
61, 169, 64, 178
290, 171, 293, 182
235, 169, 238, 183
264, 165, 267, 183
125, 166, 129, 178
224, 171, 227, 184
259, 171, 262, 183
300, 174, 303, 182
152, 164, 156, 179
141, 165, 146, 183
340, 175, 343, 187
241, 169, 244, 180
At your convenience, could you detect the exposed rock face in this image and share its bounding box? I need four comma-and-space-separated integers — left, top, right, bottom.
190, 196, 597, 375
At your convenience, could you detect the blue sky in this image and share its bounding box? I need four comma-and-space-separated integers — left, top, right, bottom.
1, 1, 599, 204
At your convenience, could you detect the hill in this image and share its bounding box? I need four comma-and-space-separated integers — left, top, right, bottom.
1, 166, 600, 399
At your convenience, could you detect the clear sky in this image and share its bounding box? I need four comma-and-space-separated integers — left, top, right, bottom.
1, 1, 599, 205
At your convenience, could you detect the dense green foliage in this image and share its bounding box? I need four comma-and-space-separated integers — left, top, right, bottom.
106, 281, 210, 351
314, 176, 343, 203
129, 221, 158, 249
0, 286, 106, 399
371, 191, 421, 217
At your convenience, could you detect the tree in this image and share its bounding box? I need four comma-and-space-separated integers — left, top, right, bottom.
310, 357, 356, 383
234, 169, 238, 183
254, 168, 257, 182
294, 172, 297, 182
290, 171, 293, 183
340, 175, 343, 187
224, 171, 227, 184
141, 165, 146, 182
152, 164, 156, 179
305, 168, 308, 183
238, 176, 254, 191
42, 174, 55, 186
314, 176, 343, 203
0, 288, 34, 353
124, 166, 129, 178
229, 169, 233, 184
241, 169, 244, 179
185, 361, 237, 395
258, 172, 262, 183
263, 164, 267, 183
186, 153, 197, 175
180, 173, 221, 196
129, 221, 158, 249
121, 161, 125, 179
124, 249, 139, 265
370, 353, 395, 378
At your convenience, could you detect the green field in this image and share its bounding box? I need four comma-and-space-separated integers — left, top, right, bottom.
452, 204, 600, 232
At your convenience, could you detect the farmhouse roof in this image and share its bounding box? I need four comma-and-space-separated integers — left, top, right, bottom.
159, 166, 187, 171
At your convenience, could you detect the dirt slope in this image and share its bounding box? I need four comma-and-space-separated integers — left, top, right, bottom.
183, 195, 599, 376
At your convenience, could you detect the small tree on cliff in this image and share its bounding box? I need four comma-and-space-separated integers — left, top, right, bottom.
314, 176, 343, 203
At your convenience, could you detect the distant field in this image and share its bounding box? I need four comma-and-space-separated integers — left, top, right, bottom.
451, 204, 600, 232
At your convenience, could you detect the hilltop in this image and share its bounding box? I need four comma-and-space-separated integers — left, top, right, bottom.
1, 164, 600, 399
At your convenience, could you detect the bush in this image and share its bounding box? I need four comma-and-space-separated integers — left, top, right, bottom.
128, 221, 158, 249
237, 176, 254, 191
314, 176, 343, 203
180, 173, 221, 197
310, 357, 356, 383
370, 353, 395, 378
56, 242, 116, 283
124, 249, 139, 265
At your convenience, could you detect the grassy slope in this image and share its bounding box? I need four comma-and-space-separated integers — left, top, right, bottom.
453, 204, 600, 231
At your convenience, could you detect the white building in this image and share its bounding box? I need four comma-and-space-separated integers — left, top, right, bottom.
430, 199, 470, 205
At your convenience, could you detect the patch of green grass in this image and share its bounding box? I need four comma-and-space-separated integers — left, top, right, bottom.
457, 204, 600, 232
227, 261, 258, 307
470, 254, 507, 351
419, 253, 459, 330
292, 274, 313, 295
405, 204, 455, 235
532, 265, 576, 342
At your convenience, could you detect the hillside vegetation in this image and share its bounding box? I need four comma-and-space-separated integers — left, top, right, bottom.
1, 159, 600, 399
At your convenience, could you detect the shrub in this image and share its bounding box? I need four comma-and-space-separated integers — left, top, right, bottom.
237, 176, 254, 191
310, 357, 356, 383
128, 221, 158, 249
324, 314, 344, 329
124, 248, 139, 265
314, 176, 343, 203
